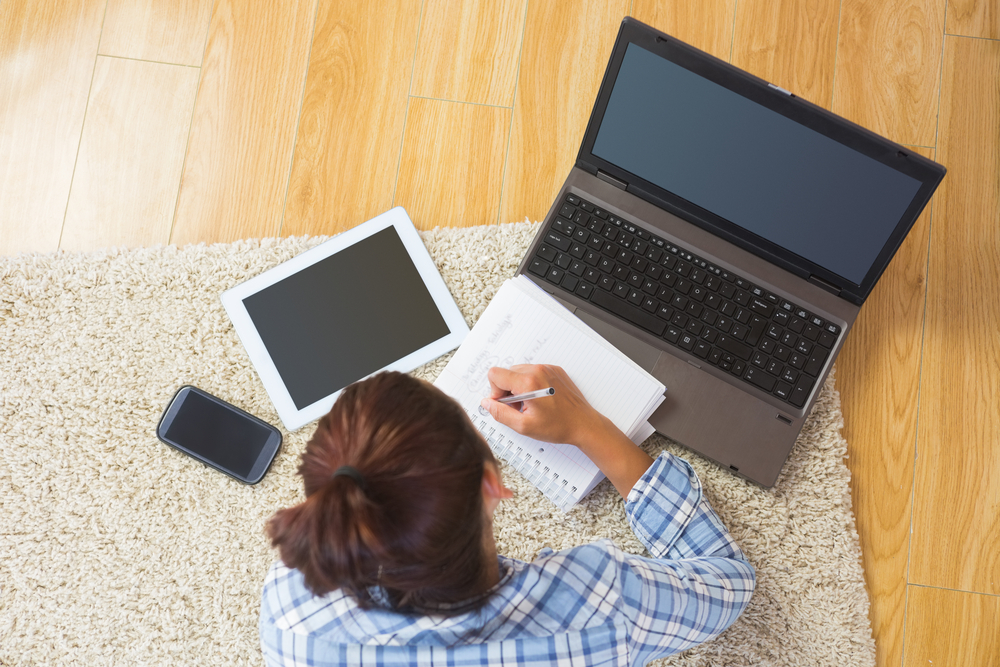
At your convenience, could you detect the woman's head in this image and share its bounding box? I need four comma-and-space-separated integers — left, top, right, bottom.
267, 371, 500, 614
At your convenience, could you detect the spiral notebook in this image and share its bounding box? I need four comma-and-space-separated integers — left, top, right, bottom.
434, 275, 666, 511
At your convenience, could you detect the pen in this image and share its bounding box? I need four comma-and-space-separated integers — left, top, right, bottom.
497, 387, 555, 404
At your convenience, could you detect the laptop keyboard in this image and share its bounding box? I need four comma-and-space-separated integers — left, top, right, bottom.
526, 194, 842, 409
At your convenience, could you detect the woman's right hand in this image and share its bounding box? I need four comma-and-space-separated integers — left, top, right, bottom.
479, 364, 655, 498
479, 364, 605, 446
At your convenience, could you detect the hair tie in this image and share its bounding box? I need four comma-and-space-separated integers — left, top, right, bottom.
332, 465, 367, 491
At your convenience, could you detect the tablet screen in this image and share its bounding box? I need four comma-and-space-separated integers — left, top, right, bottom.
240, 226, 450, 410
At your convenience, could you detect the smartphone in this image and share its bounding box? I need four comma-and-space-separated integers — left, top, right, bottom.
156, 385, 282, 484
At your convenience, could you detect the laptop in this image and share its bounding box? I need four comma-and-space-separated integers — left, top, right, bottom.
515, 17, 945, 487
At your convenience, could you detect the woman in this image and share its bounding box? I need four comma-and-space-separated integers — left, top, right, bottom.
260, 364, 754, 666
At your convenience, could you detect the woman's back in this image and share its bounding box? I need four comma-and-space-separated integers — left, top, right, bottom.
261, 449, 755, 666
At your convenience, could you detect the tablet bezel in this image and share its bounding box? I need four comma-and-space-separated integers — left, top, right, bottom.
221, 207, 469, 431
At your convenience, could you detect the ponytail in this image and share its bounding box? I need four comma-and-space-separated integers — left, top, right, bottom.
267, 372, 496, 614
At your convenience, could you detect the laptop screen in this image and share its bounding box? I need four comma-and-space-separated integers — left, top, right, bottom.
591, 43, 922, 286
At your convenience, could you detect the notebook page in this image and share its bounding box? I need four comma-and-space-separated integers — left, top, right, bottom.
508, 277, 666, 438
434, 277, 665, 510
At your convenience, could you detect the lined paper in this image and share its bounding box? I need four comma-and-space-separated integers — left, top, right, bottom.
435, 276, 666, 511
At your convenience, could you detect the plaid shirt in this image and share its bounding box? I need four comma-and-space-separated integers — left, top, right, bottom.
260, 453, 755, 666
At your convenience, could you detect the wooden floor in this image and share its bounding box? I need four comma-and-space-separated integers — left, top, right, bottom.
1, 1, 998, 664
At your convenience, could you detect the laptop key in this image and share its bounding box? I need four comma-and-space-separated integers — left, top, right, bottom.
774, 381, 792, 400
745, 315, 767, 346
544, 231, 572, 252
552, 217, 575, 235
803, 347, 829, 377
789, 374, 816, 408
744, 367, 776, 393
749, 298, 773, 317
590, 288, 667, 336
716, 334, 752, 360
529, 259, 548, 277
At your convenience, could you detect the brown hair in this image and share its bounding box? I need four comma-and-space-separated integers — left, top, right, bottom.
267, 371, 496, 614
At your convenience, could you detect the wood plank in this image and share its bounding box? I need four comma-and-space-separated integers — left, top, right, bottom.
731, 0, 840, 108
947, 0, 999, 40
410, 0, 527, 107
498, 0, 631, 225
631, 0, 735, 61
61, 57, 200, 251
0, 0, 105, 255
902, 586, 1000, 667
280, 0, 422, 239
910, 36, 1000, 596
393, 98, 509, 230
99, 0, 215, 67
170, 0, 317, 246
832, 0, 945, 146
839, 145, 935, 667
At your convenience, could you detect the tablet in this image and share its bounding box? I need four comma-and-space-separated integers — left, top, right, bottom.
221, 208, 469, 431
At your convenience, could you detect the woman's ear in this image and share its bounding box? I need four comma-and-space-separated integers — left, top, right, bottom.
482, 462, 514, 507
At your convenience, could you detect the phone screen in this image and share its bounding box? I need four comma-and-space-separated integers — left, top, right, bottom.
163, 390, 273, 479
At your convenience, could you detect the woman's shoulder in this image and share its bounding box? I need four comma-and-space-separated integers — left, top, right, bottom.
483, 541, 632, 635
261, 562, 358, 634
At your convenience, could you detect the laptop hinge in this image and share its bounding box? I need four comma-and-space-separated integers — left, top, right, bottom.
596, 170, 628, 190
808, 274, 841, 296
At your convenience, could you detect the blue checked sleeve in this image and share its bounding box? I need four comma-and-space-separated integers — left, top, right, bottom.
617, 453, 755, 661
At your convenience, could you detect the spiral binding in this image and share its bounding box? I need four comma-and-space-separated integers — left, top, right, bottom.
467, 409, 578, 512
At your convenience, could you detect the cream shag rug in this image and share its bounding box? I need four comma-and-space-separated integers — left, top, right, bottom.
0, 223, 875, 666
